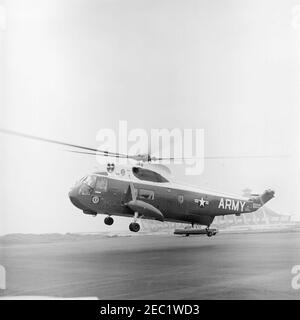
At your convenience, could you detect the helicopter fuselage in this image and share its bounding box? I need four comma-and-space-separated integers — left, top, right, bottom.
68, 170, 272, 229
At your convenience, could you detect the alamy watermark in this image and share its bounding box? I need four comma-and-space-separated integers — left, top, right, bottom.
96, 121, 204, 175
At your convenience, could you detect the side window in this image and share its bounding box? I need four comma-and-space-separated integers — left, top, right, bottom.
178, 195, 184, 204
138, 189, 154, 200
85, 175, 96, 188
95, 177, 108, 193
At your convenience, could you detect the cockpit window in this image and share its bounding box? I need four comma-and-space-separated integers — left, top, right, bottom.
84, 175, 97, 188
75, 176, 87, 187
95, 177, 108, 193
78, 175, 97, 196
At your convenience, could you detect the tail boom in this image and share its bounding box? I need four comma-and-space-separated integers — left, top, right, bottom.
249, 189, 275, 210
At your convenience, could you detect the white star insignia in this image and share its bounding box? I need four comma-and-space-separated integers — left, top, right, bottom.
194, 197, 209, 208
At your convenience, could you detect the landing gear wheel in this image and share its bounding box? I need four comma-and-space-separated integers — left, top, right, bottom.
104, 216, 114, 226
129, 222, 140, 233
207, 230, 213, 237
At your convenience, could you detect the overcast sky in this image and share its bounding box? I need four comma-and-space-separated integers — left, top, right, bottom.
0, 0, 299, 234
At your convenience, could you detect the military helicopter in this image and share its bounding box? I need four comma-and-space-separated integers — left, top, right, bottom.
0, 129, 276, 237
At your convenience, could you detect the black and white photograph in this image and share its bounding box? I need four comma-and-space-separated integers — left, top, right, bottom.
0, 0, 300, 308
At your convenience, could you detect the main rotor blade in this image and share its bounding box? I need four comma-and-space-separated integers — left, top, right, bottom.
66, 150, 129, 158
0, 128, 290, 161
155, 154, 290, 161
204, 155, 290, 159
67, 151, 289, 161
0, 128, 130, 158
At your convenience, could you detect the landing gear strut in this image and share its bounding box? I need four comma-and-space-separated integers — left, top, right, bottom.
104, 216, 114, 226
129, 212, 140, 232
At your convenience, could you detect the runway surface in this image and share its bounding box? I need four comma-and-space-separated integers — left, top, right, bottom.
1, 231, 300, 299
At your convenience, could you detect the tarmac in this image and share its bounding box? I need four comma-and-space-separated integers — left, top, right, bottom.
1, 231, 300, 299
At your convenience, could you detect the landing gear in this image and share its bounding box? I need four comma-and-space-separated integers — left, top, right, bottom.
104, 216, 114, 226
129, 212, 140, 232
129, 222, 140, 233
207, 230, 213, 237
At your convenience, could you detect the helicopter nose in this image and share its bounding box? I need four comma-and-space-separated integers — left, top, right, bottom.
69, 186, 83, 210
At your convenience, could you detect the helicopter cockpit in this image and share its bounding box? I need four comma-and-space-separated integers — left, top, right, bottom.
78, 175, 108, 195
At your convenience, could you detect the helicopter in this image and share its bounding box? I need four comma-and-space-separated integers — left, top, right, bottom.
0, 128, 276, 237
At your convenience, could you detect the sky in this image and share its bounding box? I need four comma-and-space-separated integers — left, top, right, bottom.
0, 0, 300, 234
